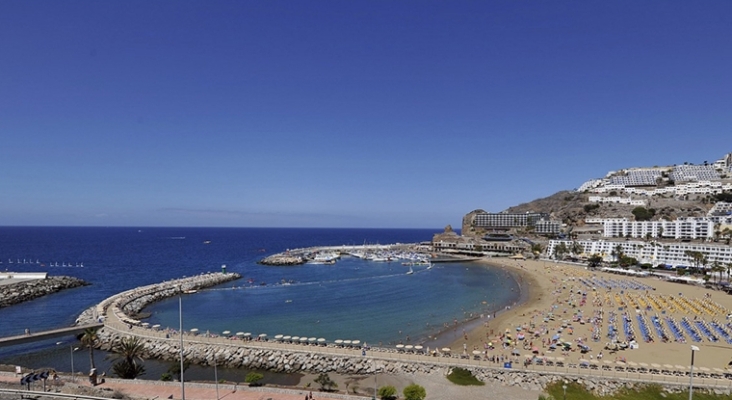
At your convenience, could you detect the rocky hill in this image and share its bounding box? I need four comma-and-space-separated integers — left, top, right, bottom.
503, 190, 715, 228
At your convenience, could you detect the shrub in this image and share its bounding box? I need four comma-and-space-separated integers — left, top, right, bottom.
403, 383, 426, 400
446, 367, 485, 386
245, 372, 264, 386
377, 385, 397, 400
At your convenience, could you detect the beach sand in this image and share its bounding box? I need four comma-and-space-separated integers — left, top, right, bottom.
449, 258, 732, 371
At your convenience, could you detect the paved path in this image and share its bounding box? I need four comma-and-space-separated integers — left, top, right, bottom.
0, 323, 103, 348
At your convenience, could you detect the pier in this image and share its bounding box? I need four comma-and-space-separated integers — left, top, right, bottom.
0, 323, 103, 348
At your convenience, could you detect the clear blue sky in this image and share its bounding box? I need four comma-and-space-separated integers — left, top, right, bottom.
1, 1, 731, 229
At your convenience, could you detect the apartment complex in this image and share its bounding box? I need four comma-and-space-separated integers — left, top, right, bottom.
546, 239, 732, 269
577, 152, 732, 197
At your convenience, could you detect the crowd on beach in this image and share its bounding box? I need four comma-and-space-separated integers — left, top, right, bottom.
450, 258, 732, 373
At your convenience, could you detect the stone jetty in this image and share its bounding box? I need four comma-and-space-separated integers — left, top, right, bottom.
258, 254, 306, 266
0, 276, 89, 308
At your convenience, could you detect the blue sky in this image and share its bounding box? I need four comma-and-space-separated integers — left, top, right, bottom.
1, 1, 731, 229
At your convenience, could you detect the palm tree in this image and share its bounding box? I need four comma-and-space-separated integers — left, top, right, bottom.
570, 242, 583, 258
80, 328, 99, 371
110, 336, 146, 379
710, 261, 725, 284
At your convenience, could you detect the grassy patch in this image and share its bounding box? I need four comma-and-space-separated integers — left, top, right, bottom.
545, 381, 729, 400
446, 367, 485, 386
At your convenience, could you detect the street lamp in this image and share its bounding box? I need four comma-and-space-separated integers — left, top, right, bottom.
56, 342, 79, 382
178, 286, 186, 400
689, 345, 700, 400
562, 381, 567, 400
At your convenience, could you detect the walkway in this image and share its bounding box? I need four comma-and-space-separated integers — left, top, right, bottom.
0, 323, 103, 348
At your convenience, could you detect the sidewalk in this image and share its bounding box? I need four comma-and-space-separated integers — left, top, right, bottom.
0, 372, 368, 400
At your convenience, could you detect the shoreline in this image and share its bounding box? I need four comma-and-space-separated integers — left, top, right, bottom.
446, 257, 540, 352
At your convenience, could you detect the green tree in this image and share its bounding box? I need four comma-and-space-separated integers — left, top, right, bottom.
570, 242, 583, 257
530, 243, 544, 259
245, 372, 264, 387
167, 360, 190, 382
110, 336, 146, 379
403, 383, 426, 400
631, 207, 656, 221
554, 243, 568, 260
314, 373, 337, 392
80, 327, 99, 371
588, 254, 603, 269
377, 385, 398, 400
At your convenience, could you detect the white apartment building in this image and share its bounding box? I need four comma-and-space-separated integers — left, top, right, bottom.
594, 217, 717, 240
588, 196, 646, 206
547, 239, 732, 268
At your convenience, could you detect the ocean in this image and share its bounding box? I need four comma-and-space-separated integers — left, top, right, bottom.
0, 226, 520, 382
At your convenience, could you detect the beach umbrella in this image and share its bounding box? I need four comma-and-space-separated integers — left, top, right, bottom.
222, 330, 231, 336
488, 342, 493, 347
333, 339, 342, 345
244, 332, 252, 338
282, 335, 291, 341
299, 337, 308, 343
511, 349, 520, 356
308, 337, 317, 343
190, 328, 199, 335
551, 334, 560, 341
663, 364, 674, 370
414, 345, 423, 351
317, 338, 326, 345
236, 332, 245, 338
396, 344, 404, 349
405, 345, 414, 350
258, 333, 267, 339
274, 334, 283, 340
343, 340, 352, 345
292, 336, 301, 342
352, 340, 361, 346
441, 347, 451, 352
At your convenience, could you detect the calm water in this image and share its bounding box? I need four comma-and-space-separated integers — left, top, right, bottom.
0, 227, 520, 379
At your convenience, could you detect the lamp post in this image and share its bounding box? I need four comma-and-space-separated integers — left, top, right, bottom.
689, 345, 700, 400
562, 382, 567, 400
179, 286, 186, 400
56, 342, 79, 382
214, 358, 219, 400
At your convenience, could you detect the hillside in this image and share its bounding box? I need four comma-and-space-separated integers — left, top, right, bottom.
503, 190, 715, 227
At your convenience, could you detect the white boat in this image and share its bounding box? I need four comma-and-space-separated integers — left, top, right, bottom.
406, 266, 414, 275
426, 262, 433, 270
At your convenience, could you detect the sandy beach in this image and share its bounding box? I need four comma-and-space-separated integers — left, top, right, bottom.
449, 258, 732, 371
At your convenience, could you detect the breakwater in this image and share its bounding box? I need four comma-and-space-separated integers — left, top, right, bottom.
0, 276, 89, 308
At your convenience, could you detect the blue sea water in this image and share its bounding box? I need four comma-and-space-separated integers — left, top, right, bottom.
0, 226, 520, 379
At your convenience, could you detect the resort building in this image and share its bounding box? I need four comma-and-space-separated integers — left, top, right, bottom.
546, 239, 732, 269
462, 209, 561, 237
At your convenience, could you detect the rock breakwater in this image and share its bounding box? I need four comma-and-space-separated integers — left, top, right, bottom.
0, 276, 89, 308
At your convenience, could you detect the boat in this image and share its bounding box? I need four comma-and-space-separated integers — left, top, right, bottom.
183, 289, 197, 294
426, 262, 433, 270
203, 240, 211, 244
406, 266, 414, 275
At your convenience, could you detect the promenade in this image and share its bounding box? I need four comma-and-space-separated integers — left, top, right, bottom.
0, 323, 103, 348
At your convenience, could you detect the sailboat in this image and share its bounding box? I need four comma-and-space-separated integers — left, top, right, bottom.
426, 261, 433, 270
406, 266, 414, 275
